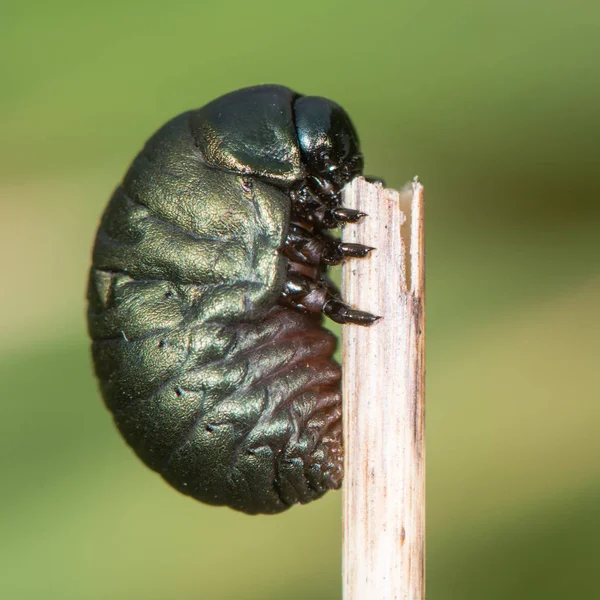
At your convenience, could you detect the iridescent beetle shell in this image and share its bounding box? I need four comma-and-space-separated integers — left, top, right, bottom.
87, 85, 377, 514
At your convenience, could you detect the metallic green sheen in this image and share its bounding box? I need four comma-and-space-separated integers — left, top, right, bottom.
87, 86, 343, 514
190, 85, 303, 184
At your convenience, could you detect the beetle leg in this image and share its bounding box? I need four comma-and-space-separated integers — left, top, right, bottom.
281, 224, 323, 265
320, 208, 367, 228
323, 299, 381, 326
279, 272, 379, 326
289, 183, 326, 221
321, 240, 374, 265
281, 273, 314, 298
279, 273, 326, 311
283, 224, 374, 266
284, 180, 378, 325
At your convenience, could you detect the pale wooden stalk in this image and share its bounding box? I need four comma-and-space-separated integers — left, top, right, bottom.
342, 177, 425, 600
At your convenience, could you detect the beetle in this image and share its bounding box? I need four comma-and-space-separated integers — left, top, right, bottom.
87, 84, 378, 514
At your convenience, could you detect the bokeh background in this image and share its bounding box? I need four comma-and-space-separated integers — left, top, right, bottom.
2, 1, 599, 598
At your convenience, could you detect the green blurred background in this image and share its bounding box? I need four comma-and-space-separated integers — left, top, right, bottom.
2, 0, 599, 598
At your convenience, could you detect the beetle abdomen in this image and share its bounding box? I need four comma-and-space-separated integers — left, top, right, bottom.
90, 295, 341, 514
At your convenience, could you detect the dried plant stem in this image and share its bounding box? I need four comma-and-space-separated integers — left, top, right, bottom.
342, 177, 425, 600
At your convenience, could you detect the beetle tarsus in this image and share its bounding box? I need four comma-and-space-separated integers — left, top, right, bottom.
323, 300, 380, 326
322, 208, 367, 228
283, 224, 374, 267
280, 275, 380, 327
322, 242, 374, 265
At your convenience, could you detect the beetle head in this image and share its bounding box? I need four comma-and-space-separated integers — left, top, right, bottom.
294, 96, 364, 196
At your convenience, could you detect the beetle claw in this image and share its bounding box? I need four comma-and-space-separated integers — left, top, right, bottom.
323, 300, 380, 326
322, 208, 367, 228
322, 242, 374, 265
